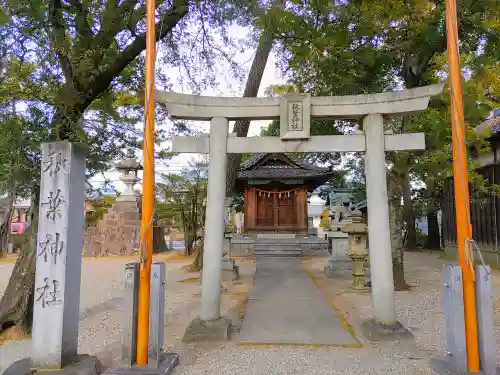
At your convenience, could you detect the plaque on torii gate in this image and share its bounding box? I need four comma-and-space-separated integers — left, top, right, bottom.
157, 84, 443, 341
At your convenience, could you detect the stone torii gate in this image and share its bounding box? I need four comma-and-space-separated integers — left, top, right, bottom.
158, 84, 443, 340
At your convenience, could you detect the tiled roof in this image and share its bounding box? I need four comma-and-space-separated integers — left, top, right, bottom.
475, 113, 500, 138
238, 168, 335, 179
240, 153, 329, 171
238, 153, 333, 180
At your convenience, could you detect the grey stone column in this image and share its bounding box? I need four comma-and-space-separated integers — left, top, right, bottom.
363, 114, 397, 325
200, 117, 228, 321
32, 142, 86, 369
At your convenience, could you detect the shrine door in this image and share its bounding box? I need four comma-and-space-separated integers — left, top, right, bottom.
256, 191, 297, 231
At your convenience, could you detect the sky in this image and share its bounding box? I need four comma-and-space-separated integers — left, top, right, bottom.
89, 24, 284, 194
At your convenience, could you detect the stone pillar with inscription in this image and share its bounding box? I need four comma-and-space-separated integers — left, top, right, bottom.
32, 142, 86, 370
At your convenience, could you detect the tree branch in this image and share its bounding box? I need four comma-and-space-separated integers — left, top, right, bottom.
75, 1, 189, 114
48, 0, 73, 81
66, 0, 93, 48
92, 0, 139, 57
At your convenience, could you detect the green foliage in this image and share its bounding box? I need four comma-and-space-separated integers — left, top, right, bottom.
85, 196, 117, 227
0, 0, 263, 202
415, 227, 427, 247
319, 215, 331, 229
263, 0, 499, 212
230, 191, 244, 213
156, 162, 208, 255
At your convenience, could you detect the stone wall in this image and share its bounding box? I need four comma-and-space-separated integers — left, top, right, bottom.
84, 201, 140, 256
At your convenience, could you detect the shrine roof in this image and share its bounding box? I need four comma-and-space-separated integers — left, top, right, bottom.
475, 109, 500, 138
237, 153, 334, 180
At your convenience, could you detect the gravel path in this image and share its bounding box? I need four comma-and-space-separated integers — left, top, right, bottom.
1, 251, 499, 375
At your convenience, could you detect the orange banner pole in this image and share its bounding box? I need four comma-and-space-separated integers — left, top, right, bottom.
444, 0, 480, 371
136, 0, 156, 366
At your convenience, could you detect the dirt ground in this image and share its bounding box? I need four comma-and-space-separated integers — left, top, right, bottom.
1, 251, 499, 375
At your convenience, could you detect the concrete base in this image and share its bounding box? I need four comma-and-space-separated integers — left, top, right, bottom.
324, 261, 351, 277
222, 267, 239, 282
182, 317, 232, 342
102, 353, 179, 375
361, 319, 413, 342
222, 260, 240, 281
2, 355, 101, 375
429, 358, 500, 375
349, 286, 371, 293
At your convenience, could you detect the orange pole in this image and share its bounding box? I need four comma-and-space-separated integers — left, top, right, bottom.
444, 0, 480, 371
136, 0, 156, 366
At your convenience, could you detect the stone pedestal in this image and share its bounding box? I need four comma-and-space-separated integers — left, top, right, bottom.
32, 142, 86, 369
84, 201, 141, 256
324, 232, 350, 277
343, 210, 370, 292
3, 355, 102, 375
84, 150, 142, 256
349, 252, 369, 291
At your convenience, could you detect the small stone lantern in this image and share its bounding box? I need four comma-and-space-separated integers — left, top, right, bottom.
116, 149, 142, 202
342, 209, 369, 291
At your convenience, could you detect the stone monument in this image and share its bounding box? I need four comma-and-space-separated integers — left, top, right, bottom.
2, 142, 103, 375
324, 207, 352, 277
222, 232, 239, 282
84, 149, 142, 256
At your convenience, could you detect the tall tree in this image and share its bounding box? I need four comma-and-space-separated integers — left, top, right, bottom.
225, 0, 285, 195
156, 163, 208, 258
261, 0, 498, 289
0, 0, 252, 333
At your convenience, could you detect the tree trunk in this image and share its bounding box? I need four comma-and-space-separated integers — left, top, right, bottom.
192, 237, 204, 271
225, 3, 283, 195
388, 173, 410, 291
153, 226, 167, 253
424, 177, 441, 250
190, 203, 207, 271
0, 189, 39, 333
0, 195, 14, 257
402, 170, 417, 249
183, 228, 195, 256
426, 211, 441, 250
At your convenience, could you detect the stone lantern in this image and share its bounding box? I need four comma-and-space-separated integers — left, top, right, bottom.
116, 148, 142, 202
342, 209, 369, 291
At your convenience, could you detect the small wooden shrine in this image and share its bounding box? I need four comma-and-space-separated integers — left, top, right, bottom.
235, 153, 335, 234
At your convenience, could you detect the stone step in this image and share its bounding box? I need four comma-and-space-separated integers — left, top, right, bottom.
254, 246, 302, 250
254, 242, 300, 247
254, 250, 302, 257
255, 239, 300, 244
254, 246, 301, 252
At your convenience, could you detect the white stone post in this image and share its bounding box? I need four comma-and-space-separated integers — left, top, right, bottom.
32, 142, 86, 369
363, 114, 397, 325
200, 117, 228, 321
